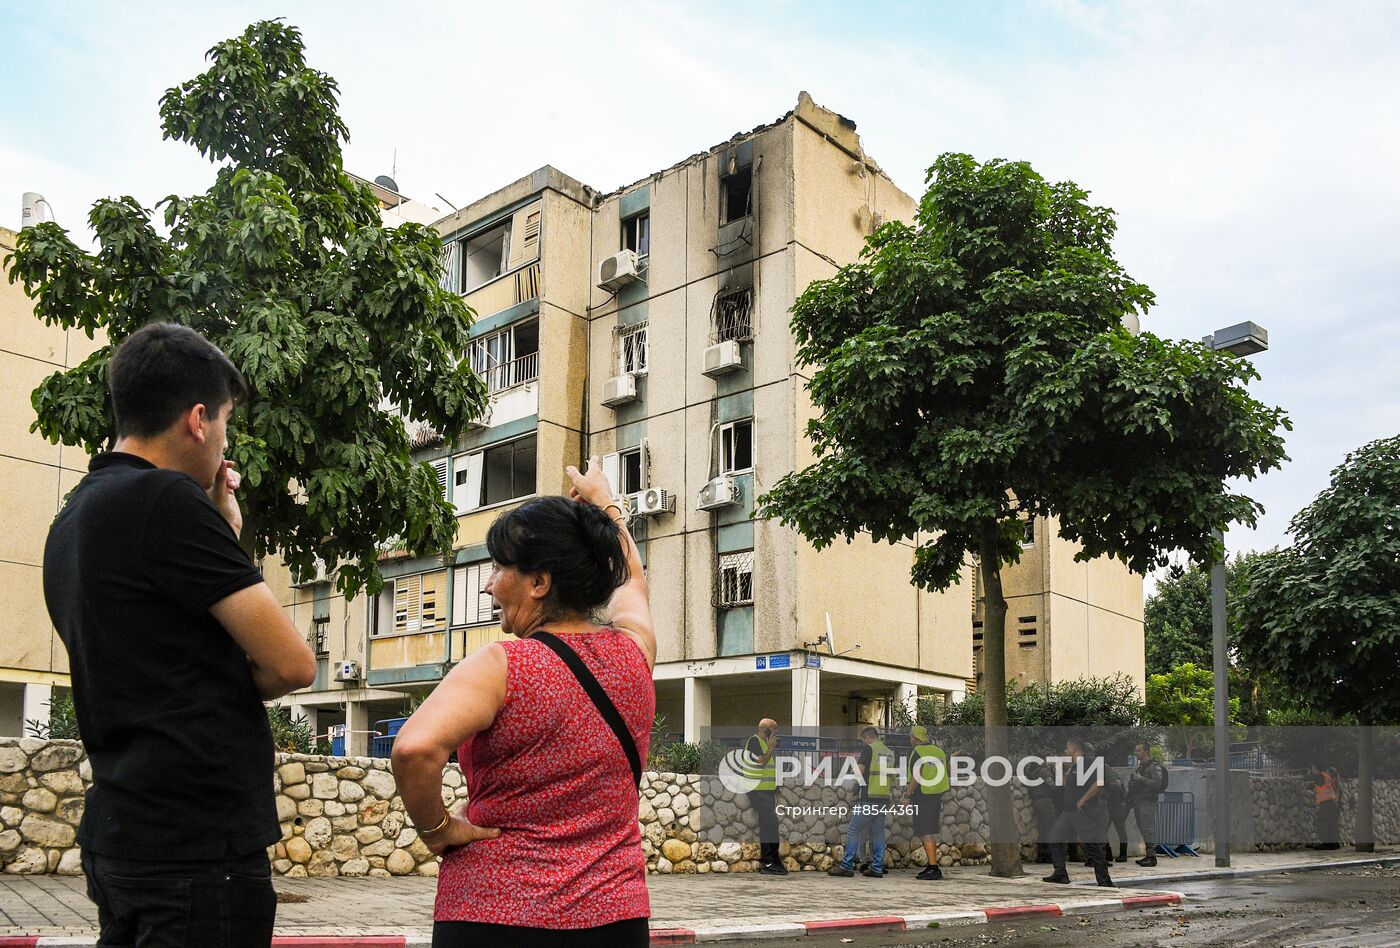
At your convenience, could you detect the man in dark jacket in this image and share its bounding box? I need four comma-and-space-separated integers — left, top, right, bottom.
1126, 741, 1169, 866
1044, 739, 1113, 887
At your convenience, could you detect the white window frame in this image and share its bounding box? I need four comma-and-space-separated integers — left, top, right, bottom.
374, 569, 448, 638
718, 550, 754, 608
602, 441, 649, 499
622, 210, 650, 257
452, 561, 500, 627
719, 418, 754, 475
617, 323, 648, 377
451, 434, 538, 514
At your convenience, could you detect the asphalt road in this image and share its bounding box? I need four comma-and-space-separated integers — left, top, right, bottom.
722, 865, 1400, 947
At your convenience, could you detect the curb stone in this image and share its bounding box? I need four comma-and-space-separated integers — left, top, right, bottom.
0, 895, 1184, 947
1096, 853, 1400, 889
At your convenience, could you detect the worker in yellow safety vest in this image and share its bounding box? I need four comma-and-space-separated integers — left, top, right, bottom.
829, 726, 894, 877
745, 719, 786, 873
902, 725, 949, 879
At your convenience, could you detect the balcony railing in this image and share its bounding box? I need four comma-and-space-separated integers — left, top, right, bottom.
482, 351, 539, 394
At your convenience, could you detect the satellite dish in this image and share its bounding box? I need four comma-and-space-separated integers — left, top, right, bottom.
1122, 312, 1141, 336
825, 612, 836, 654
373, 175, 400, 194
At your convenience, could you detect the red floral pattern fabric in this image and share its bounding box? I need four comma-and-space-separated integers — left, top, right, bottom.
434, 629, 654, 928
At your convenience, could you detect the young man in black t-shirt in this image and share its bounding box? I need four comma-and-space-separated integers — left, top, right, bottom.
44, 323, 316, 947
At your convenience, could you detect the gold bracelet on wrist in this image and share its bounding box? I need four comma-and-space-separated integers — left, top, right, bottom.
419, 810, 452, 837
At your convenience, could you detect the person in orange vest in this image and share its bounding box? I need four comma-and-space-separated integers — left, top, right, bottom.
1308, 759, 1341, 850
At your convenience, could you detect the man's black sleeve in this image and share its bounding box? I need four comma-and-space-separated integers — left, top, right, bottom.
746, 736, 761, 758
857, 745, 872, 775
142, 476, 264, 616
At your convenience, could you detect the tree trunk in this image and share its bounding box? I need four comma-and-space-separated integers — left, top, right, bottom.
1357, 720, 1374, 853
979, 522, 1022, 877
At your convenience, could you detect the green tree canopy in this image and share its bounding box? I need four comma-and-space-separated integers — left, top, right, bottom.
1145, 555, 1257, 677
1144, 662, 1242, 758
5, 21, 484, 595
1236, 435, 1400, 724
758, 152, 1289, 875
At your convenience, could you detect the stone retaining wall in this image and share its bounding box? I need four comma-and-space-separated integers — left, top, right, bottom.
4, 739, 1396, 877
1250, 774, 1400, 851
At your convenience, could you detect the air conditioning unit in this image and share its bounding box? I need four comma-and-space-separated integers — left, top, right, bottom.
702, 340, 743, 377
290, 558, 331, 589
602, 374, 638, 408
630, 487, 675, 518
697, 475, 741, 511
597, 250, 644, 293
333, 661, 362, 683
466, 406, 491, 431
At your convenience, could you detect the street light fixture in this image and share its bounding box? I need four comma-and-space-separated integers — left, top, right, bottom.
1204, 319, 1269, 868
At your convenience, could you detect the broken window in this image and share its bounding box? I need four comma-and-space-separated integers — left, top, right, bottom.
718, 551, 755, 608
622, 211, 650, 256
462, 220, 511, 291
721, 165, 753, 224
714, 287, 754, 342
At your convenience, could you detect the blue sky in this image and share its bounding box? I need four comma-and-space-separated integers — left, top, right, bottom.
3, 1, 1397, 566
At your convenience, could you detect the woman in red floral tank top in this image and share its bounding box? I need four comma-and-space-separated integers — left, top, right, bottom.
393, 458, 656, 947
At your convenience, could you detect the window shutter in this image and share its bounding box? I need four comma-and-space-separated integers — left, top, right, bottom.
507, 205, 542, 268
478, 564, 497, 623
431, 458, 449, 496
602, 452, 621, 499
395, 574, 423, 634
452, 567, 468, 627
462, 453, 484, 511
421, 571, 446, 632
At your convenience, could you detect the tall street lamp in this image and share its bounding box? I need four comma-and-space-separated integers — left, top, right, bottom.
1203, 320, 1269, 868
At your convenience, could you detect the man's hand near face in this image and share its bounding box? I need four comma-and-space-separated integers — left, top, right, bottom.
208, 460, 242, 537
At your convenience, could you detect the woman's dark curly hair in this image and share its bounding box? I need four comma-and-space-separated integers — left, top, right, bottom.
486, 496, 628, 615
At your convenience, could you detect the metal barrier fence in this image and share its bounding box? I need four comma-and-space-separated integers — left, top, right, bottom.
1155, 790, 1200, 857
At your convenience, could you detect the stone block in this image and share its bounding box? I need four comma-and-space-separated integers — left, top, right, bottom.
306, 851, 338, 877
341, 857, 369, 877
362, 771, 397, 800
338, 782, 365, 803
331, 835, 359, 862
354, 826, 384, 845
0, 747, 26, 774
303, 817, 332, 849
3, 847, 47, 874
39, 771, 84, 796
337, 766, 366, 780
285, 836, 312, 864
311, 773, 338, 800
19, 815, 75, 848
297, 800, 324, 818
284, 783, 311, 801
21, 788, 56, 813
359, 800, 389, 825
386, 849, 415, 875
278, 762, 306, 786
30, 745, 82, 773
57, 848, 83, 875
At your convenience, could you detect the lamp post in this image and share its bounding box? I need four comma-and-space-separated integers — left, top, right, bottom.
1203, 320, 1269, 868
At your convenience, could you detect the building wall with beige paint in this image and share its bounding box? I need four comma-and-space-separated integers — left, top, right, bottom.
0, 226, 105, 736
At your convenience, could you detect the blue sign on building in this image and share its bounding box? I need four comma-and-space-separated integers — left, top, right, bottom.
755, 656, 767, 670
768, 654, 792, 670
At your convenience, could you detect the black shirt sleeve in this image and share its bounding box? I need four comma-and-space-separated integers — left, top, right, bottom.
142, 476, 264, 616
746, 736, 762, 758
857, 745, 873, 775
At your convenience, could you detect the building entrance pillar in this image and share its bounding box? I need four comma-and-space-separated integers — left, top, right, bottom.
791, 665, 820, 730
683, 676, 711, 744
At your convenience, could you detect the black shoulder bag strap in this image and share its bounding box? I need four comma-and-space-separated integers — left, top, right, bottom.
532, 630, 642, 789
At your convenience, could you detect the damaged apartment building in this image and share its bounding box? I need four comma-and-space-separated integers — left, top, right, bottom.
266, 93, 1146, 752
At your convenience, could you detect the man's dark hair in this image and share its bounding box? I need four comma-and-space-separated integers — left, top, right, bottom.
1134, 741, 1152, 754
107, 323, 249, 438
861, 726, 880, 739
486, 496, 627, 616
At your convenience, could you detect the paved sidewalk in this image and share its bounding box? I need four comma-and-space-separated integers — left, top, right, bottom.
0, 848, 1391, 944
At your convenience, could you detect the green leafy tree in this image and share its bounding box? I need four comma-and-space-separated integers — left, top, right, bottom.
1236, 435, 1400, 849
266, 704, 328, 755
757, 153, 1289, 875
1144, 662, 1242, 759
4, 21, 484, 595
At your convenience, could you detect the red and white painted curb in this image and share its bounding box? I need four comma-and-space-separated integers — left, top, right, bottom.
655, 891, 1183, 943
0, 894, 1183, 947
